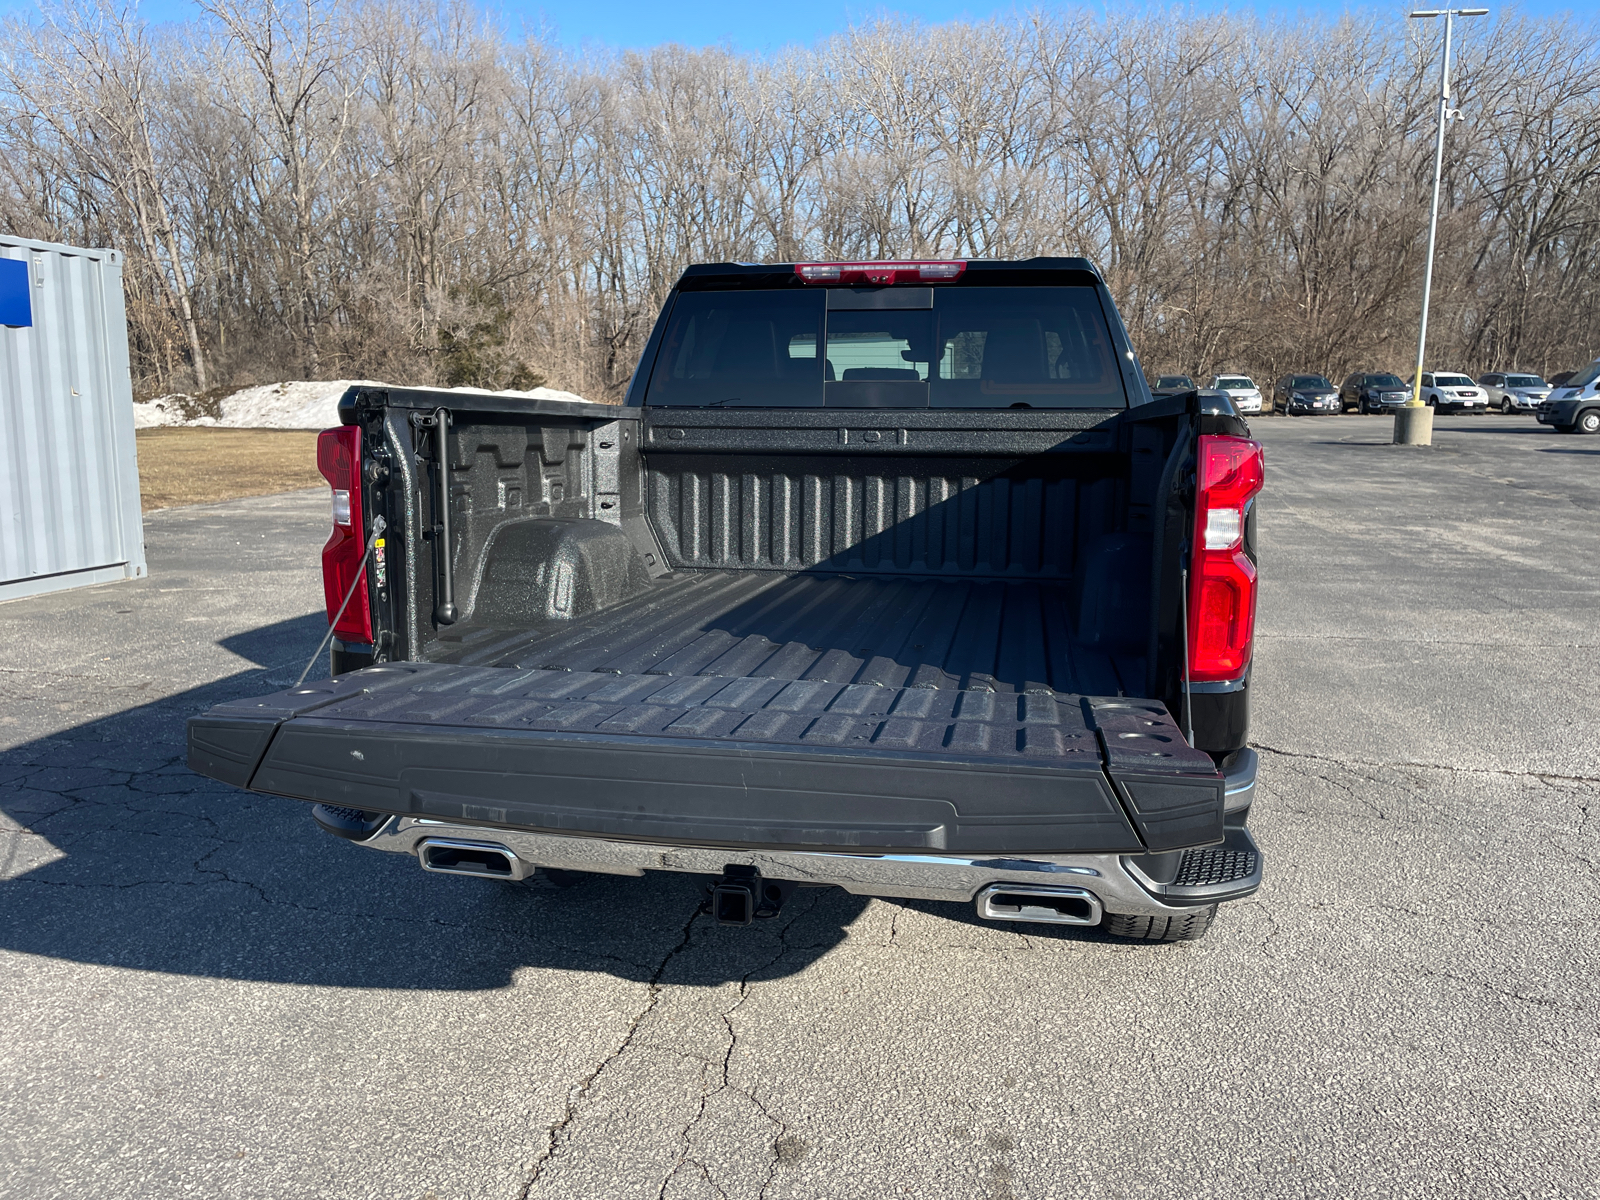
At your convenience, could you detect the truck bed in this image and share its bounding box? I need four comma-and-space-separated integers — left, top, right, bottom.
187, 387, 1235, 860
431, 569, 1142, 696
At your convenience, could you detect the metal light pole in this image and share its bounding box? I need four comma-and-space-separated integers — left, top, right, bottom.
1395, 6, 1488, 447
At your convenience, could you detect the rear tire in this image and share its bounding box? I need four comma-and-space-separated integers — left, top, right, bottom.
1105, 905, 1217, 942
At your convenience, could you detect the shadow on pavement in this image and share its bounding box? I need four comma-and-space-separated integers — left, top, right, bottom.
0, 615, 865, 991
876, 896, 1147, 947
1428, 422, 1560, 436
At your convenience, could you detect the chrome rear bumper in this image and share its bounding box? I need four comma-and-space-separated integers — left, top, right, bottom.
341, 751, 1262, 919
350, 761, 1253, 921
358, 815, 1211, 916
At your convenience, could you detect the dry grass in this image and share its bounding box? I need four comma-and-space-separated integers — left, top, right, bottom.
136, 427, 324, 511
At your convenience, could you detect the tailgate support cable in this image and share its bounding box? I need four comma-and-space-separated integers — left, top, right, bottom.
296, 515, 387, 687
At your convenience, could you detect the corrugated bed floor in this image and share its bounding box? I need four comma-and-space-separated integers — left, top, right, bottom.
435, 572, 1143, 697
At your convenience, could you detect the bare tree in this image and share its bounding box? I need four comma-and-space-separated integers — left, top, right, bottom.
2, 1, 1596, 400
196, 0, 360, 376
2, 0, 211, 388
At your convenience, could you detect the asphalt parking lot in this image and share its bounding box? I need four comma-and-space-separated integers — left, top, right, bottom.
2, 412, 1596, 1199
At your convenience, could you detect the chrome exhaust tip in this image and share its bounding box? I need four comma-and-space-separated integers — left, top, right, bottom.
975, 884, 1103, 926
417, 838, 528, 881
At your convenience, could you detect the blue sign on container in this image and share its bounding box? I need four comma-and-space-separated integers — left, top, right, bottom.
0, 257, 31, 327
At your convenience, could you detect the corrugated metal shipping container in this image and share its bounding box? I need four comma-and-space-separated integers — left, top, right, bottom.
0, 234, 146, 602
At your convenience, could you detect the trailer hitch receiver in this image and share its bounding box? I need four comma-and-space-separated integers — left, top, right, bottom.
710, 865, 797, 926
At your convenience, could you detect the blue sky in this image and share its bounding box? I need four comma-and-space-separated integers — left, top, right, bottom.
0, 0, 1587, 51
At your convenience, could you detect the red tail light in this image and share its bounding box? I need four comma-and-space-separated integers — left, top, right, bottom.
795, 261, 965, 285
316, 426, 372, 644
1189, 435, 1265, 682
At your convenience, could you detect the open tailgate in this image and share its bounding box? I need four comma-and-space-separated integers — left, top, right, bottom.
188, 663, 1224, 855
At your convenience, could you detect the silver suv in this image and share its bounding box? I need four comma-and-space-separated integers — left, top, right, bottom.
1478, 371, 1551, 414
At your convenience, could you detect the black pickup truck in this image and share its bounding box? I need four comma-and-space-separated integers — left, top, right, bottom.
188, 258, 1265, 941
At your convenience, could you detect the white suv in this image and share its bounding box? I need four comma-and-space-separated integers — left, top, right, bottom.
1413, 372, 1489, 414
1209, 374, 1263, 414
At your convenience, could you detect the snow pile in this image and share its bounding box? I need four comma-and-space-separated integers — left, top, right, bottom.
217, 380, 375, 429
131, 394, 201, 429
131, 380, 369, 430
133, 380, 596, 429
438, 384, 592, 406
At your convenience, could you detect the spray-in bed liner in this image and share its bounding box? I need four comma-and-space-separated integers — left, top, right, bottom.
435, 570, 1142, 696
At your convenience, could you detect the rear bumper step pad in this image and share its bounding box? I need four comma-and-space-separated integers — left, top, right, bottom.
187, 662, 1224, 856
1122, 826, 1264, 905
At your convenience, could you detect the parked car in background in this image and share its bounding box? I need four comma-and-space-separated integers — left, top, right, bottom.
1150, 374, 1196, 398
1538, 359, 1600, 433
1478, 371, 1552, 414
1274, 374, 1341, 415
1339, 372, 1410, 414
1208, 374, 1263, 413
1548, 371, 1576, 389
1411, 372, 1489, 413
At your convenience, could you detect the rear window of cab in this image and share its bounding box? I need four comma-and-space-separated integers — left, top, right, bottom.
644, 286, 1128, 409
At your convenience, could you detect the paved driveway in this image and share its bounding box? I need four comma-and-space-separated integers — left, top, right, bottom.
1, 414, 1596, 1198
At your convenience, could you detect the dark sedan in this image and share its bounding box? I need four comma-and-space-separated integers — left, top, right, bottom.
1150, 374, 1196, 398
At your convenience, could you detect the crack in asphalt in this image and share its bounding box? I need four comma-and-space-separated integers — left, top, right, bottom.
659, 892, 823, 1200
1405, 966, 1581, 1013
1247, 897, 1282, 957
1, 758, 671, 972
2, 757, 232, 842
1254, 743, 1600, 788
520, 899, 705, 1199
513, 889, 824, 1200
